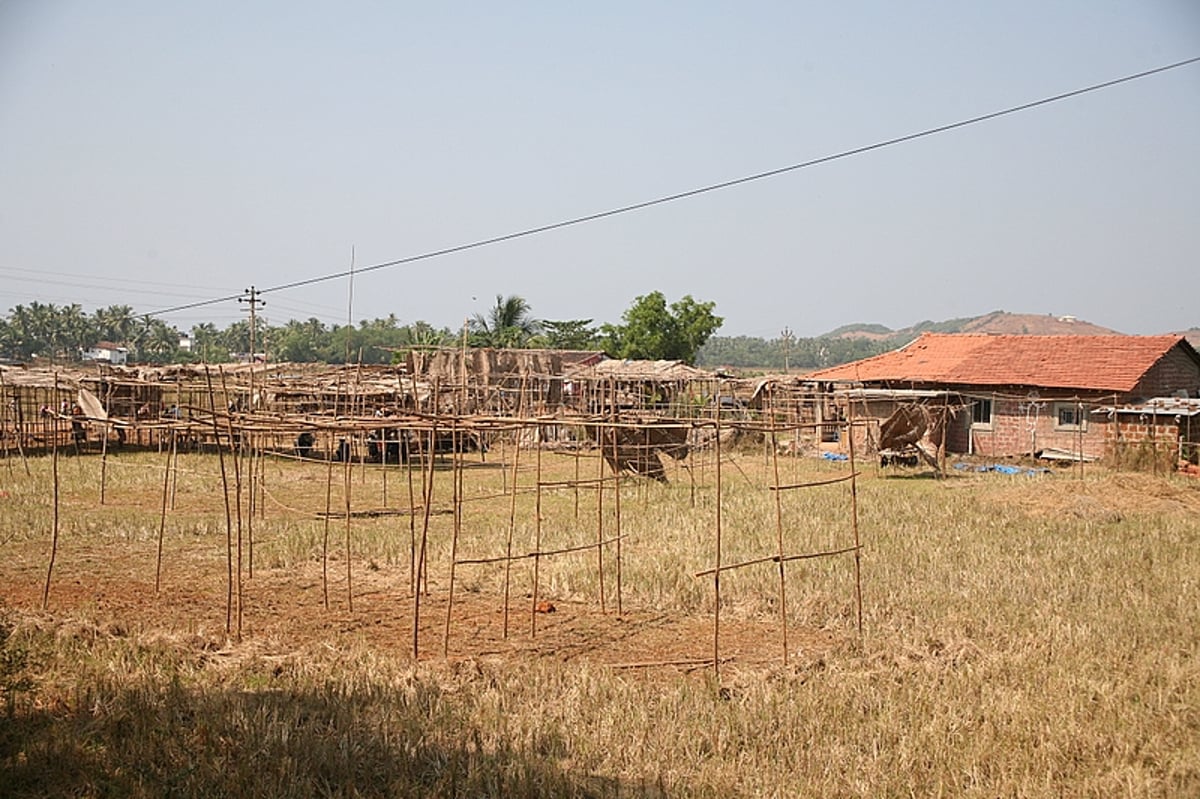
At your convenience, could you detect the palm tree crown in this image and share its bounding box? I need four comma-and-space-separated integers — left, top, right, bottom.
470, 295, 540, 348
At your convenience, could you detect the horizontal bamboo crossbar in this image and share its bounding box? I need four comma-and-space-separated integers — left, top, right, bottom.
457, 533, 629, 566
769, 471, 861, 491
537, 476, 618, 488
694, 544, 862, 578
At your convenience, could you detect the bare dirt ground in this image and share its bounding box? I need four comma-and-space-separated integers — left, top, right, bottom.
2, 534, 840, 676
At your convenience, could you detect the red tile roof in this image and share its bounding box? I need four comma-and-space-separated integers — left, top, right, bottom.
807, 333, 1192, 392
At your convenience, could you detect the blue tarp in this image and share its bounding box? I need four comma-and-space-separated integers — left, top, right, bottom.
953, 462, 1048, 475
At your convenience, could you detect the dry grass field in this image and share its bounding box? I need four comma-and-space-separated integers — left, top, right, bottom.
1, 444, 1198, 797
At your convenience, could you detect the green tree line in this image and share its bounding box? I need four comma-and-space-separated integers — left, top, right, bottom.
696, 334, 890, 371
0, 294, 894, 370
0, 292, 743, 367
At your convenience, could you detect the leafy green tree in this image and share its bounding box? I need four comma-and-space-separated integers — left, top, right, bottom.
273, 318, 326, 362
402, 321, 452, 349
190, 322, 224, 363
53, 304, 91, 359
470, 295, 540, 348
695, 334, 891, 370
540, 319, 599, 350
131, 316, 181, 362
602, 292, 722, 364
0, 318, 13, 360
220, 320, 251, 358
7, 303, 51, 360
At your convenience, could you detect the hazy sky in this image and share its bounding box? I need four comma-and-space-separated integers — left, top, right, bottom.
2, 2, 1198, 339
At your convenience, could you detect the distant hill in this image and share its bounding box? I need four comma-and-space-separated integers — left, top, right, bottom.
824, 310, 1121, 343
699, 312, 1188, 373
1175, 328, 1200, 348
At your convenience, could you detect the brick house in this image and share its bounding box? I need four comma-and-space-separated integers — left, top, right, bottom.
807, 334, 1200, 462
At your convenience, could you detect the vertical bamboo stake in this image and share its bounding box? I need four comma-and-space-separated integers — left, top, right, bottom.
0, 375, 8, 477
322, 428, 334, 611
406, 431, 417, 595
380, 423, 389, 508
847, 402, 864, 640
344, 430, 354, 612
531, 420, 543, 637
500, 425, 508, 495
503, 421, 523, 638
770, 401, 789, 665
1, 371, 30, 476
246, 430, 256, 579
42, 374, 62, 610
713, 410, 723, 678
155, 428, 172, 593
1077, 398, 1085, 482
688, 421, 697, 509
204, 367, 235, 636
641, 427, 649, 508
98, 377, 110, 502
413, 423, 437, 660
218, 368, 244, 640
611, 400, 624, 615
502, 376, 527, 636
573, 438, 581, 520
443, 418, 462, 656
169, 421, 179, 511
596, 421, 607, 615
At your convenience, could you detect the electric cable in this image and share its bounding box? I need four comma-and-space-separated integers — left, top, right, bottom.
138, 55, 1200, 319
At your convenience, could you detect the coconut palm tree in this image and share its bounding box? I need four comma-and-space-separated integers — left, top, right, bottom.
93, 305, 137, 345
190, 322, 222, 363
470, 295, 540, 348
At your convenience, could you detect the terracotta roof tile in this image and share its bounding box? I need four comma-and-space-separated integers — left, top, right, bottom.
807, 333, 1190, 392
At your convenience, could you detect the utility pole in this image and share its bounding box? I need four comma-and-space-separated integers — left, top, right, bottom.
239, 286, 266, 363
780, 326, 794, 374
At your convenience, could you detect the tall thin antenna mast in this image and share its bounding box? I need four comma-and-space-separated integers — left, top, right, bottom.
345, 246, 355, 363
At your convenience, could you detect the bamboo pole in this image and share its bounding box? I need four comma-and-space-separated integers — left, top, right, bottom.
218, 368, 244, 640
406, 431, 417, 595
847, 405, 864, 640
713, 410, 723, 678
246, 429, 256, 579
1, 371, 30, 476
688, 421, 696, 508
168, 420, 179, 511
596, 420, 606, 615
322, 428, 335, 611
204, 366, 235, 637
41, 374, 61, 610
503, 420, 523, 638
573, 436, 581, 520
380, 422, 389, 508
343, 430, 353, 613
770, 408, 789, 666
0, 375, 8, 477
530, 420, 544, 637
412, 423, 437, 659
155, 428, 172, 593
443, 418, 462, 656
502, 379, 527, 638
612, 410, 623, 616
98, 377, 110, 502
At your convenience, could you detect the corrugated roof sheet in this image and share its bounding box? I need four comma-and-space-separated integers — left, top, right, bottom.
1104, 397, 1200, 417
807, 333, 1192, 392
566, 359, 713, 381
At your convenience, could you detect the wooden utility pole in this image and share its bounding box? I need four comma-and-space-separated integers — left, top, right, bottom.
239, 286, 265, 362
780, 326, 794, 374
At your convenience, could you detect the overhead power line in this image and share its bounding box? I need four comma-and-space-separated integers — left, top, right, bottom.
147, 55, 1200, 319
